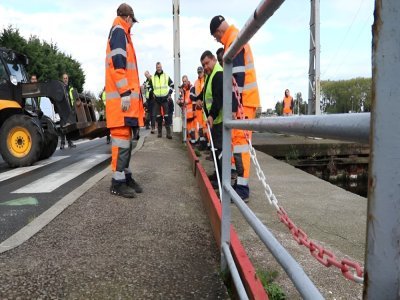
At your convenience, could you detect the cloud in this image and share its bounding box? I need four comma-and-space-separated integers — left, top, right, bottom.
0, 0, 374, 110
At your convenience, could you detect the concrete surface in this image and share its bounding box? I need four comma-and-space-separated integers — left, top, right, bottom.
198, 136, 367, 299
0, 130, 228, 299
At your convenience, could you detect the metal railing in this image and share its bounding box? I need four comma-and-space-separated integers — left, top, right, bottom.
218, 0, 379, 299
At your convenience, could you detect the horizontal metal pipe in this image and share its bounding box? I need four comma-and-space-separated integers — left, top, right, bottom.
224, 0, 285, 63
222, 243, 249, 300
224, 113, 370, 144
224, 183, 323, 299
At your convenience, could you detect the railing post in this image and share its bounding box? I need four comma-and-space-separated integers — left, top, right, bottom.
308, 0, 321, 115
172, 0, 182, 133
364, 0, 400, 297
221, 61, 233, 273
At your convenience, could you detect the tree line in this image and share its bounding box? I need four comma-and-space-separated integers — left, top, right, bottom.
274, 77, 371, 115
0, 26, 85, 92
320, 77, 371, 113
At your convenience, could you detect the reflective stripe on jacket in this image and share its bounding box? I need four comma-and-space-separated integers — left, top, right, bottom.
204, 63, 223, 125
221, 25, 260, 108
105, 16, 143, 128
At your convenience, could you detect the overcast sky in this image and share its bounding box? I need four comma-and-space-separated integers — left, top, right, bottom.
1, 0, 374, 110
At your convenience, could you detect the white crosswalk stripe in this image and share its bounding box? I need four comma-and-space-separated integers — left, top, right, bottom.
0, 156, 69, 183
12, 154, 110, 194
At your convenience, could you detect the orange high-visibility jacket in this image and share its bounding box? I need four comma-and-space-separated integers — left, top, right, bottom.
105, 16, 144, 128
194, 77, 205, 96
182, 84, 194, 119
193, 77, 205, 113
221, 25, 260, 108
283, 96, 294, 114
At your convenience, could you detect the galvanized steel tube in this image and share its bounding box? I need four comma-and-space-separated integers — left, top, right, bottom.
224, 0, 285, 64
224, 113, 370, 144
365, 0, 400, 297
222, 243, 249, 300
225, 183, 323, 299
221, 61, 233, 271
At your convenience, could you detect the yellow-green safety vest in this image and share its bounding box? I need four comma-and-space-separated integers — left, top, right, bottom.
152, 73, 170, 97
204, 62, 223, 125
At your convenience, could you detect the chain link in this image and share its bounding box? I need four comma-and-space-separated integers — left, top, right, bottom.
231, 78, 364, 284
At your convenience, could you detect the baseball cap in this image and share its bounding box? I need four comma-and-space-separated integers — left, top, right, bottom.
197, 66, 203, 72
210, 15, 225, 35
117, 3, 138, 23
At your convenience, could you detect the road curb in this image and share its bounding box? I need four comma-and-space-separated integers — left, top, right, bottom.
0, 134, 146, 254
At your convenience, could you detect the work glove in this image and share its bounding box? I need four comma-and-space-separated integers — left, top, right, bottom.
121, 95, 131, 111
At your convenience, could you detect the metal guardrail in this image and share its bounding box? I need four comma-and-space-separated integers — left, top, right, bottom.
224, 113, 370, 144
216, 0, 384, 298
364, 1, 400, 298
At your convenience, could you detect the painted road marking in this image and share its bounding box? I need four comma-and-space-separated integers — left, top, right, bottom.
0, 156, 69, 183
12, 154, 110, 194
0, 197, 38, 206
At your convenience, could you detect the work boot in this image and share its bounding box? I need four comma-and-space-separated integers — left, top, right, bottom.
68, 141, 76, 148
198, 140, 208, 151
157, 127, 162, 138
125, 175, 143, 193
151, 126, 155, 134
110, 181, 136, 198
208, 172, 218, 182
166, 127, 172, 139
235, 185, 250, 203
210, 179, 219, 190
60, 142, 65, 150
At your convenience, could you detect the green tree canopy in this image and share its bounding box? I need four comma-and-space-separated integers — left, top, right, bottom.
0, 26, 85, 92
321, 77, 371, 113
274, 101, 283, 116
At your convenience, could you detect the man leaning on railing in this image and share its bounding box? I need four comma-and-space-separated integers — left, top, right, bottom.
210, 15, 261, 202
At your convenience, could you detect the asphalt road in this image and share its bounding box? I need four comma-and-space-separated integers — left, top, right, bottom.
0, 137, 113, 243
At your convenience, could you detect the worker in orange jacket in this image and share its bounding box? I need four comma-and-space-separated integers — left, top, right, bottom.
105, 3, 144, 198
210, 15, 261, 202
282, 89, 294, 116
178, 75, 196, 144
190, 66, 208, 150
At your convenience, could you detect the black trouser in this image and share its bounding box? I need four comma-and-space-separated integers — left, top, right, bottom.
153, 99, 170, 129
60, 132, 72, 145
146, 99, 155, 128
211, 123, 223, 179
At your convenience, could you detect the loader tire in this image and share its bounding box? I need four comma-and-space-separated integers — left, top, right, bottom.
0, 114, 44, 168
39, 116, 58, 160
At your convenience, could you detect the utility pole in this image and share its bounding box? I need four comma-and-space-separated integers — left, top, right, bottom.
308, 0, 321, 115
172, 0, 182, 132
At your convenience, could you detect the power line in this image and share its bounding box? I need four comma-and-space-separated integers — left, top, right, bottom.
321, 0, 365, 78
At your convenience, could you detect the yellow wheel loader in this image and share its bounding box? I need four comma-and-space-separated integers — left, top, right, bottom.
0, 48, 109, 167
